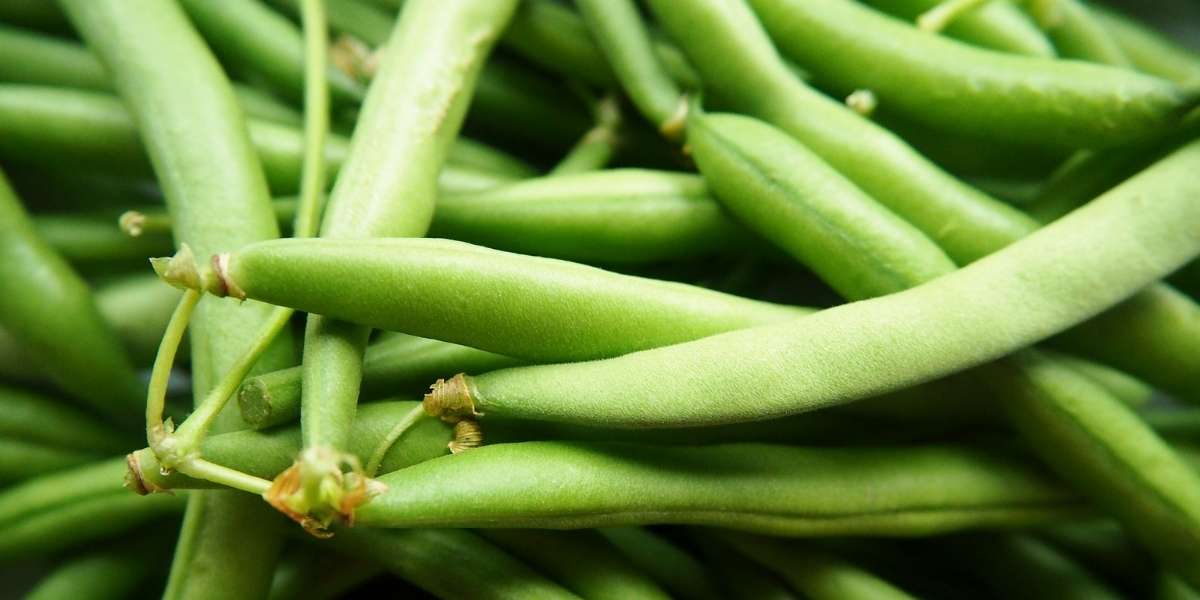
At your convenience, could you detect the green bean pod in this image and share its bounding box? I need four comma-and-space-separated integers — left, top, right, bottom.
0, 23, 109, 90
1038, 520, 1153, 594
719, 533, 916, 600
1036, 0, 1131, 66
1094, 6, 1200, 85
0, 437, 102, 484
985, 350, 1200, 586
428, 138, 1200, 427
1157, 572, 1200, 600
688, 111, 956, 300
33, 211, 172, 268
24, 542, 161, 600
357, 441, 1083, 534
482, 529, 671, 600
598, 528, 722, 600
0, 385, 128, 452
329, 528, 581, 600
0, 492, 184, 562
943, 533, 1123, 600
60, 0, 298, 595
0, 171, 141, 421
690, 534, 797, 600
863, 0, 1055, 57
747, 0, 1188, 148
267, 549, 383, 600
178, 0, 364, 105
431, 169, 749, 264
197, 237, 809, 362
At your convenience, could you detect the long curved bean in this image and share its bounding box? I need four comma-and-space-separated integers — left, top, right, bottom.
0, 492, 184, 561
425, 137, 1200, 427
690, 534, 797, 600
0, 170, 141, 421
0, 438, 102, 484
0, 23, 109, 90
656, 0, 1200, 402
180, 237, 809, 362
864, 0, 1055, 57
24, 542, 160, 600
356, 441, 1084, 533
60, 0, 298, 596
330, 528, 582, 600
482, 529, 671, 600
719, 533, 916, 600
747, 0, 1187, 148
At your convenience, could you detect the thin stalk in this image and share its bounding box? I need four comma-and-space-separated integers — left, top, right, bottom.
145, 289, 199, 448
364, 404, 426, 477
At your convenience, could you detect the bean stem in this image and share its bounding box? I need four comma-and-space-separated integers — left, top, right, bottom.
363, 403, 425, 477
918, 0, 994, 33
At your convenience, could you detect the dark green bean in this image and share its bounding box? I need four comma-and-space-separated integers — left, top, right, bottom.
690, 534, 797, 600
943, 533, 1122, 600
1157, 572, 1200, 600
24, 541, 161, 600
0, 493, 184, 562
719, 532, 916, 600
329, 528, 581, 600
1094, 6, 1200, 85
267, 548, 382, 600
0, 23, 108, 90
863, 0, 1055, 57
0, 170, 141, 421
482, 529, 671, 600
357, 441, 1084, 533
599, 528, 722, 600
0, 385, 127, 452
747, 0, 1188, 148
178, 0, 363, 105
1038, 520, 1153, 593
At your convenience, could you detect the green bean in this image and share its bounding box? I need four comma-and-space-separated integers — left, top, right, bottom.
239, 335, 516, 429
0, 438, 102, 484
719, 533, 916, 600
33, 211, 170, 268
548, 99, 622, 175
0, 0, 68, 32
60, 0, 299, 595
688, 111, 957, 301
0, 456, 126, 527
986, 350, 1200, 585
232, 84, 304, 127
747, 0, 1188, 148
24, 542, 160, 600
0, 170, 141, 421
432, 169, 749, 264
1038, 520, 1152, 593
356, 441, 1083, 533
690, 534, 797, 600
178, 0, 363, 105
1094, 6, 1200, 85
181, 237, 809, 362
878, 111, 1066, 180
1158, 572, 1200, 600
1033, 0, 1131, 66
267, 548, 383, 600
446, 137, 538, 179
864, 0, 1056, 57
575, 0, 684, 136
0, 492, 184, 562
598, 528, 722, 600
1046, 350, 1155, 410
0, 23, 108, 90
425, 137, 1200, 427
943, 533, 1122, 600
329, 528, 581, 600
482, 529, 671, 600
0, 385, 127, 452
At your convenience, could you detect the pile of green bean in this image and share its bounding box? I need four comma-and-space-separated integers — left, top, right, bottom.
2, 0, 1199, 597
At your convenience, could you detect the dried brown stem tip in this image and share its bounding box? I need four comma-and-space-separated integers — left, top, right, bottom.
448, 420, 484, 454
423, 373, 481, 423
118, 211, 146, 237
